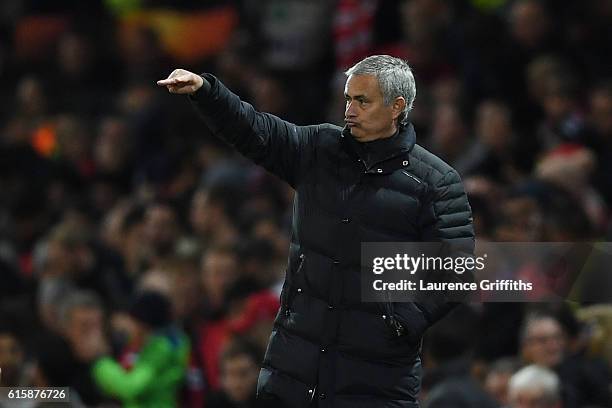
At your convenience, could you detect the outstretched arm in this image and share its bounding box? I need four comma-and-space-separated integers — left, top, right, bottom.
158, 69, 315, 188
91, 338, 172, 400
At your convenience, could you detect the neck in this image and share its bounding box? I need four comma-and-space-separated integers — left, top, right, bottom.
376, 123, 399, 141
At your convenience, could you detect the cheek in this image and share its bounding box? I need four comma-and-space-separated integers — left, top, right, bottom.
367, 107, 390, 128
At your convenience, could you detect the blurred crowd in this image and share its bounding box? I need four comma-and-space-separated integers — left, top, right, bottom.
0, 0, 611, 407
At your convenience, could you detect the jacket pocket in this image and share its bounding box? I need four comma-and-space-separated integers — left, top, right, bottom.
257, 366, 317, 408
383, 298, 430, 344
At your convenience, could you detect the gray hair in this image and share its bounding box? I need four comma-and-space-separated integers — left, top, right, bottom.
58, 290, 103, 327
508, 365, 560, 406
345, 55, 416, 126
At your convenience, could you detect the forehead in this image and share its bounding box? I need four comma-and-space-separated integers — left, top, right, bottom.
512, 388, 546, 403
344, 74, 382, 96
71, 306, 102, 320
0, 334, 18, 346
528, 317, 561, 334
222, 354, 258, 372
592, 92, 612, 108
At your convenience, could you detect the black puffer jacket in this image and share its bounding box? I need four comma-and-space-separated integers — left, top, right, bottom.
190, 75, 475, 408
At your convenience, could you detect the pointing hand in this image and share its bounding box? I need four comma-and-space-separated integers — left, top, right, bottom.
157, 69, 204, 94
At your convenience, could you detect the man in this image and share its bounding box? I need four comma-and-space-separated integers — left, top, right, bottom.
0, 323, 25, 387
91, 291, 190, 408
206, 340, 263, 408
519, 312, 612, 407
507, 365, 561, 408
158, 55, 474, 407
57, 290, 109, 405
520, 313, 566, 369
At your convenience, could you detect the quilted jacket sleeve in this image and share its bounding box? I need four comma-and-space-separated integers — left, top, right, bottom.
418, 168, 475, 323
188, 74, 315, 188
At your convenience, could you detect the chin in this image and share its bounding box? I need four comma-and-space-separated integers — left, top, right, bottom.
349, 128, 365, 139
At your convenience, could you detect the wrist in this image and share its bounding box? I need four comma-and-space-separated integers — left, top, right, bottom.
190, 75, 210, 97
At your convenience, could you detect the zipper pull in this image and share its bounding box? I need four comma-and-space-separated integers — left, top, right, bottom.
390, 317, 405, 337
308, 385, 317, 402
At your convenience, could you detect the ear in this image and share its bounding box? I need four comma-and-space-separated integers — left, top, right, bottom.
392, 97, 407, 121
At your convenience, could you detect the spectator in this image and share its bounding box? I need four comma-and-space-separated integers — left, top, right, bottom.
140, 201, 181, 270
205, 340, 263, 408
455, 99, 523, 183
520, 311, 612, 407
227, 290, 279, 352
520, 312, 566, 369
0, 323, 25, 387
56, 290, 108, 405
100, 201, 146, 277
534, 143, 606, 231
90, 116, 134, 216
189, 187, 239, 250
235, 238, 277, 290
484, 358, 521, 407
36, 220, 131, 309
507, 364, 561, 408
536, 71, 587, 150
29, 333, 87, 406
195, 278, 262, 393
428, 102, 470, 166
421, 306, 497, 408
91, 291, 190, 408
587, 81, 612, 205
199, 245, 239, 319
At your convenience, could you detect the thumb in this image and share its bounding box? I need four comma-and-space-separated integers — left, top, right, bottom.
173, 74, 194, 84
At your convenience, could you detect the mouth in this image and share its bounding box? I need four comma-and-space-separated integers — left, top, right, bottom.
345, 120, 358, 128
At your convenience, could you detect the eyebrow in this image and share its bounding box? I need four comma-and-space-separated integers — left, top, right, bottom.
344, 93, 367, 100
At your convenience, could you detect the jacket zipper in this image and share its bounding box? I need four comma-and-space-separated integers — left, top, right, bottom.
401, 170, 422, 184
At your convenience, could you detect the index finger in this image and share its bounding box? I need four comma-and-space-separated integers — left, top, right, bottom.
157, 75, 193, 86
157, 78, 180, 86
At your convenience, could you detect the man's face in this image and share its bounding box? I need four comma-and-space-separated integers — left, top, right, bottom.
495, 197, 542, 241
0, 333, 24, 386
509, 387, 558, 408
511, 0, 549, 48
521, 318, 565, 368
344, 74, 401, 142
66, 307, 104, 343
64, 306, 105, 360
200, 252, 238, 299
144, 205, 177, 255
591, 92, 612, 137
221, 354, 259, 403
485, 370, 512, 406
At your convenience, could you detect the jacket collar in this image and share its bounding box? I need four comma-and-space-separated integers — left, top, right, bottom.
342, 123, 417, 171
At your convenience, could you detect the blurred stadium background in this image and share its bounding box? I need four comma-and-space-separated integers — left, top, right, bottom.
0, 0, 611, 407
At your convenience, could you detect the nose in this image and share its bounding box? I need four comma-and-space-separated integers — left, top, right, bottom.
345, 101, 357, 118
